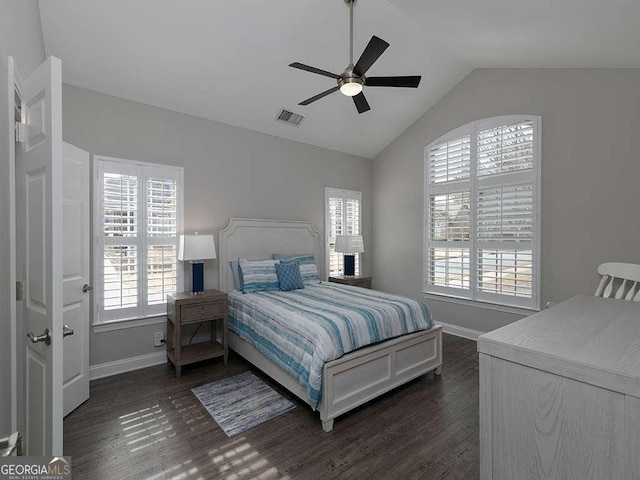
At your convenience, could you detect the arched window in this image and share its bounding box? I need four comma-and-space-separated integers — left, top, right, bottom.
424, 115, 541, 310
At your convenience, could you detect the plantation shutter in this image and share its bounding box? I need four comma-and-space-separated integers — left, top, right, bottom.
425, 116, 540, 309
346, 197, 361, 274
144, 166, 180, 315
426, 130, 472, 297
100, 162, 141, 320
327, 195, 344, 275
97, 159, 183, 322
475, 119, 535, 305
428, 136, 471, 184
325, 188, 362, 277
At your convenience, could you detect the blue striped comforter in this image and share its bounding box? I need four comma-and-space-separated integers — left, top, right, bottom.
228, 282, 434, 408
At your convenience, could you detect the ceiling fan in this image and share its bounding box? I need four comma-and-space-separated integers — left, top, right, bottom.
289, 0, 421, 114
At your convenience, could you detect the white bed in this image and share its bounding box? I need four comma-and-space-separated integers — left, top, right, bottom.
219, 218, 442, 431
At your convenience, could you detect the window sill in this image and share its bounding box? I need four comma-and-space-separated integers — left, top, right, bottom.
422, 292, 540, 316
92, 314, 166, 333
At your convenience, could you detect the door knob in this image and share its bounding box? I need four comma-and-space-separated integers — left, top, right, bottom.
27, 329, 51, 346
63, 325, 74, 338
82, 284, 93, 293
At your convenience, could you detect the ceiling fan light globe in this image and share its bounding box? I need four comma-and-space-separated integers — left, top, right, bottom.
340, 82, 363, 97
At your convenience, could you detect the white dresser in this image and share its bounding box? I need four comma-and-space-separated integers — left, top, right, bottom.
478, 295, 640, 480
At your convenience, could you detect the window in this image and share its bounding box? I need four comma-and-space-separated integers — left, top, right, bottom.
424, 116, 540, 310
325, 187, 362, 277
95, 157, 183, 323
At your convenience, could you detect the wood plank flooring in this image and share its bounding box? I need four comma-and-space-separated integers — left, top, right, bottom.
64, 334, 479, 479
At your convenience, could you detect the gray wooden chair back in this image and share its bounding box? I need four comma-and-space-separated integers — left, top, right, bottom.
595, 262, 640, 301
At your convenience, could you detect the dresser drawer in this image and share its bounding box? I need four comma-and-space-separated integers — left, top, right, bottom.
181, 301, 224, 323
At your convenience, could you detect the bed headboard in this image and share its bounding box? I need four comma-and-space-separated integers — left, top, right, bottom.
218, 218, 321, 293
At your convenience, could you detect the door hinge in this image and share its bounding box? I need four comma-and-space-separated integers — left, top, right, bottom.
15, 121, 26, 143
16, 281, 25, 301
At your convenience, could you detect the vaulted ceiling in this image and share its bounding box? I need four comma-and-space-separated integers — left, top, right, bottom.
388, 0, 640, 68
38, 0, 640, 158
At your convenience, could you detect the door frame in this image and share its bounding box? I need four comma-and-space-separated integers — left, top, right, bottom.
8, 56, 22, 431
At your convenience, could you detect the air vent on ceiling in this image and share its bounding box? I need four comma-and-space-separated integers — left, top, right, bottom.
275, 108, 305, 127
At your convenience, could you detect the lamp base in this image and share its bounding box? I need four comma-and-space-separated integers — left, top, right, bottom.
343, 255, 355, 277
191, 262, 204, 293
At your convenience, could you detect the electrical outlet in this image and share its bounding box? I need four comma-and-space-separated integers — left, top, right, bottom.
154, 331, 165, 347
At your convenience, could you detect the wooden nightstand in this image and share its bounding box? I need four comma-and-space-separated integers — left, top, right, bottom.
166, 289, 228, 377
328, 275, 372, 289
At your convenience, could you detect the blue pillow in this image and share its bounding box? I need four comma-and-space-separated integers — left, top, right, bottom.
273, 253, 320, 284
229, 260, 243, 290
239, 258, 280, 294
276, 261, 304, 291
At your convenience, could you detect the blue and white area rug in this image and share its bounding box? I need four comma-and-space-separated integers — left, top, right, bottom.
192, 371, 296, 437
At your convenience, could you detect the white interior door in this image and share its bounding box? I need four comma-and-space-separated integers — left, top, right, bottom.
16, 56, 64, 456
62, 142, 90, 417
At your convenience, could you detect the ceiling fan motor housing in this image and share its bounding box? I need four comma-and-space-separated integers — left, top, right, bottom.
338, 74, 364, 88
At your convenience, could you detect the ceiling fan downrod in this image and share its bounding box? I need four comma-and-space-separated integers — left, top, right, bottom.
339, 0, 363, 97
347, 0, 355, 67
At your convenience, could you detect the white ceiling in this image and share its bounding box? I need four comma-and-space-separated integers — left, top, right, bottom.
38, 0, 640, 159
389, 0, 640, 68
38, 0, 470, 159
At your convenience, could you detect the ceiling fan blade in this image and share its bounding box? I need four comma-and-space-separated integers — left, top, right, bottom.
366, 76, 422, 88
353, 36, 389, 76
299, 86, 340, 106
289, 62, 341, 79
352, 92, 371, 114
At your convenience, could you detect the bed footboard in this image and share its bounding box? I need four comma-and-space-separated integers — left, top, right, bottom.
318, 325, 443, 431
228, 326, 442, 432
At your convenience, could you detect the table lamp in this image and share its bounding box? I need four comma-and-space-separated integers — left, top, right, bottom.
178, 233, 216, 294
334, 235, 364, 277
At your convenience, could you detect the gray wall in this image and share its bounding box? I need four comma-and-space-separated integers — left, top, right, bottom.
373, 69, 640, 333
62, 84, 373, 366
0, 0, 45, 433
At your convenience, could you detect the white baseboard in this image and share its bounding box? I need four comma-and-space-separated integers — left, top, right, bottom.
90, 351, 166, 380
438, 322, 484, 341
88, 325, 482, 380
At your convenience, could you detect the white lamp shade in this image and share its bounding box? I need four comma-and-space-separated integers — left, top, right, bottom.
334, 235, 364, 254
178, 234, 217, 261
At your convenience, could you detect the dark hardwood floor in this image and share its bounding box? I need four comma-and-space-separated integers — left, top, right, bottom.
64, 334, 479, 479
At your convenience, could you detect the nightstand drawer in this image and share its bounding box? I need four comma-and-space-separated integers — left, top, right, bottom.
182, 301, 224, 323
328, 276, 372, 289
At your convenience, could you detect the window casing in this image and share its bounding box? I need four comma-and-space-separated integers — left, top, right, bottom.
325, 187, 362, 277
424, 116, 541, 310
94, 156, 184, 323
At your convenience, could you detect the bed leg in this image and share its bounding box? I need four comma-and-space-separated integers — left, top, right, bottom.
321, 419, 334, 432
434, 366, 442, 376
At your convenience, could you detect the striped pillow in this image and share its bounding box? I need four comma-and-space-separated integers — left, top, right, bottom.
239, 258, 280, 294
273, 253, 320, 284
